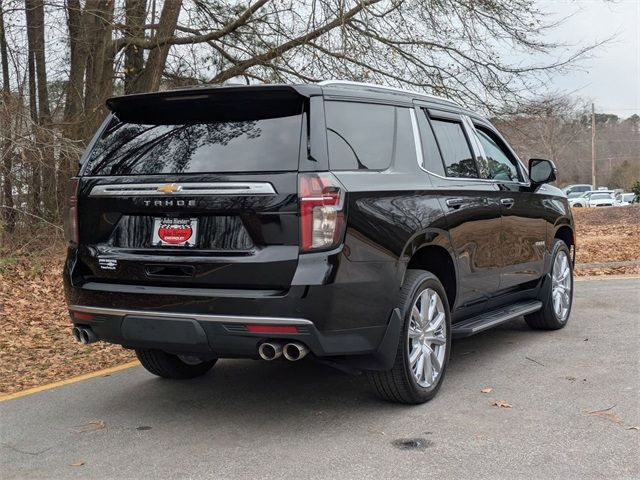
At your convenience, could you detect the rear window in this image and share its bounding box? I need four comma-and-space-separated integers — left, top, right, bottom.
83, 113, 303, 176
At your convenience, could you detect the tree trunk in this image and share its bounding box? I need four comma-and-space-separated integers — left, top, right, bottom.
83, 0, 114, 138
131, 0, 182, 93
0, 2, 16, 233
25, 0, 42, 218
63, 0, 87, 141
124, 0, 147, 94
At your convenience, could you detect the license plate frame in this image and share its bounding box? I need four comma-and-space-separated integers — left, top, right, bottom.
152, 217, 198, 248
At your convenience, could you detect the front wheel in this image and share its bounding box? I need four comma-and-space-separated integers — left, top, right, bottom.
525, 240, 573, 330
136, 349, 217, 379
369, 270, 451, 404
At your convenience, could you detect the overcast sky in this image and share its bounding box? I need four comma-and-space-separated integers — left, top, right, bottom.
537, 0, 639, 118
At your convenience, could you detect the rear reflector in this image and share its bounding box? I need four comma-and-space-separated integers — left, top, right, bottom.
246, 325, 298, 334
72, 311, 94, 322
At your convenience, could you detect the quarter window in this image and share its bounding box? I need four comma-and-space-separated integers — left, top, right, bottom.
430, 119, 478, 178
325, 102, 395, 170
475, 128, 521, 182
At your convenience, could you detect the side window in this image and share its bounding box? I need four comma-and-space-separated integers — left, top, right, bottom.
325, 101, 395, 170
416, 110, 445, 176
475, 128, 521, 182
430, 119, 478, 178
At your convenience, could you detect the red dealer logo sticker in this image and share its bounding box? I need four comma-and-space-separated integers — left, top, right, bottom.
152, 218, 198, 247
158, 223, 193, 244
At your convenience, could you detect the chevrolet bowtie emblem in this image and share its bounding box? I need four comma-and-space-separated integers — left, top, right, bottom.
157, 184, 181, 194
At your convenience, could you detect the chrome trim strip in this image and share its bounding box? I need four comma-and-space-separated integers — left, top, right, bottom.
89, 182, 277, 197
409, 110, 425, 169
69, 305, 313, 326
318, 80, 462, 107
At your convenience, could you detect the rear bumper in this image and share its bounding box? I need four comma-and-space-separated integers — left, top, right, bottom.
68, 304, 400, 369
63, 248, 402, 367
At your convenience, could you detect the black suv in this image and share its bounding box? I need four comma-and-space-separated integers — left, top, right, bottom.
63, 81, 574, 404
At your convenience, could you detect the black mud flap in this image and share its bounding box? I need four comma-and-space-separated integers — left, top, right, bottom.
332, 308, 402, 372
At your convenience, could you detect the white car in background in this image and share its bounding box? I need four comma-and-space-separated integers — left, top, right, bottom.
562, 184, 593, 196
614, 193, 637, 206
587, 192, 615, 207
569, 190, 615, 208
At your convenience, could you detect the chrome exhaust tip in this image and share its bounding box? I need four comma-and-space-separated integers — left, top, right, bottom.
72, 326, 98, 344
71, 326, 82, 343
283, 342, 309, 361
258, 342, 283, 361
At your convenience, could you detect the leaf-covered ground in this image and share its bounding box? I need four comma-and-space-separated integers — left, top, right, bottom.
1, 205, 638, 395
0, 254, 135, 395
573, 205, 640, 276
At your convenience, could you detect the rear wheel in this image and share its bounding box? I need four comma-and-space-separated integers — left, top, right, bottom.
135, 349, 216, 379
369, 270, 451, 404
525, 240, 573, 330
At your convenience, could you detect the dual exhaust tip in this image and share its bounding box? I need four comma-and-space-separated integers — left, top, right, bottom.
71, 326, 98, 345
258, 341, 309, 361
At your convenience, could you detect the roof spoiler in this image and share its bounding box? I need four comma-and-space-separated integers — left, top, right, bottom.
105, 84, 317, 124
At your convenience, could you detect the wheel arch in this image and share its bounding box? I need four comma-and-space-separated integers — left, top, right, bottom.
400, 233, 458, 310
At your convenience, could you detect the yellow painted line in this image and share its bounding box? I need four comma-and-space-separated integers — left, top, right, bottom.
575, 274, 640, 282
0, 360, 140, 402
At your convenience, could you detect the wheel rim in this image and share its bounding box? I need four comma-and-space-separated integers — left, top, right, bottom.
407, 288, 447, 388
551, 250, 572, 322
177, 355, 203, 365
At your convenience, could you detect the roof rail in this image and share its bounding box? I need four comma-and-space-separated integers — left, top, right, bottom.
318, 80, 461, 107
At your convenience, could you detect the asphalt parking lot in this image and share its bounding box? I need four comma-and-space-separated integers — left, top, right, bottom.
1, 278, 639, 480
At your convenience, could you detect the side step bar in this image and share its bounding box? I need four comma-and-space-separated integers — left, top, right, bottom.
452, 300, 543, 338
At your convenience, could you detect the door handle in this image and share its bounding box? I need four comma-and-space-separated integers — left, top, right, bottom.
445, 198, 464, 209
500, 198, 515, 207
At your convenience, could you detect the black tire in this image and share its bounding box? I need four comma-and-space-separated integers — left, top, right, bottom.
368, 270, 452, 404
525, 240, 573, 330
135, 349, 216, 379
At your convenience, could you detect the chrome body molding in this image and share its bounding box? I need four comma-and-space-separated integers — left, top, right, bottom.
88, 182, 277, 197
68, 305, 313, 326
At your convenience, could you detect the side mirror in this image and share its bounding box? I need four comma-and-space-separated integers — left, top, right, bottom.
529, 158, 557, 185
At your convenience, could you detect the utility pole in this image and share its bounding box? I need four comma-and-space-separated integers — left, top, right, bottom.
591, 103, 596, 188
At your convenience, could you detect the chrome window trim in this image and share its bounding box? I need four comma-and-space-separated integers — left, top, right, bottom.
89, 182, 277, 197
413, 108, 531, 187
69, 305, 313, 326
409, 109, 425, 169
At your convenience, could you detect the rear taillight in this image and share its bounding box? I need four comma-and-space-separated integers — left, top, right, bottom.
65, 178, 79, 244
299, 172, 346, 252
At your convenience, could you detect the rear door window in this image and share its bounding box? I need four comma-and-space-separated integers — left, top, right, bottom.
83, 113, 303, 176
430, 119, 478, 178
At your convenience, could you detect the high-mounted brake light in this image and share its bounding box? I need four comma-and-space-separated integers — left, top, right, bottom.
65, 178, 80, 244
299, 172, 346, 252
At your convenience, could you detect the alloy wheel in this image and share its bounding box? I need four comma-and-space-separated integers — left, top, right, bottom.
551, 250, 572, 321
407, 288, 447, 388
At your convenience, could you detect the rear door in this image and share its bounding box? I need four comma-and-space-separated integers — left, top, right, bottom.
75, 88, 307, 290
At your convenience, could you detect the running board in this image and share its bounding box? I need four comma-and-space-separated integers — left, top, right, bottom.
452, 300, 543, 338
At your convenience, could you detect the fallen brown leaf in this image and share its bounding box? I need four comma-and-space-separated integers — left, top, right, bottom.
583, 405, 623, 425
627, 426, 639, 431
480, 387, 493, 393
74, 420, 106, 433
492, 400, 512, 408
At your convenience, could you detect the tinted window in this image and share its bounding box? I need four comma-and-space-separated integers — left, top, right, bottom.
418, 111, 445, 175
475, 128, 520, 181
430, 119, 478, 178
84, 114, 302, 175
326, 102, 395, 170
